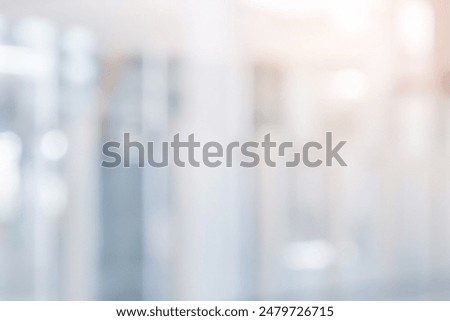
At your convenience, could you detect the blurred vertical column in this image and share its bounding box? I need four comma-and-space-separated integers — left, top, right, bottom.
174, 0, 253, 299
0, 15, 9, 298
99, 54, 173, 300
390, 0, 435, 295
141, 56, 172, 300
0, 17, 28, 299
431, 0, 450, 279
253, 65, 291, 299
280, 68, 332, 299
13, 18, 61, 299
60, 27, 99, 300
100, 58, 145, 300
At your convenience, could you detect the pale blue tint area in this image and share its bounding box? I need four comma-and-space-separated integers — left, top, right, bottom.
0, 0, 449, 300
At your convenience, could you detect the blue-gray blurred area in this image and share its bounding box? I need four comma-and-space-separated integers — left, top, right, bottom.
1, 0, 450, 300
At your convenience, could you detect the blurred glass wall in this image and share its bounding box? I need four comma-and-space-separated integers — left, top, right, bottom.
0, 0, 450, 300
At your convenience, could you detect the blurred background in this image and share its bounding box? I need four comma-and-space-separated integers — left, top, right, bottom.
0, 0, 450, 300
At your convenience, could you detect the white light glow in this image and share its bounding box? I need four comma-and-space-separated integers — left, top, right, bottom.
245, 0, 371, 36
396, 0, 434, 56
0, 131, 22, 164
329, 0, 370, 36
283, 240, 335, 270
332, 69, 369, 101
0, 45, 49, 76
245, 0, 331, 16
40, 130, 68, 161
0, 131, 22, 222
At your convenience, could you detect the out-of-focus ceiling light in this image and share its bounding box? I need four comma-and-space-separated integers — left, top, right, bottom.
396, 0, 434, 56
328, 0, 370, 36
245, 0, 371, 36
245, 0, 333, 16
